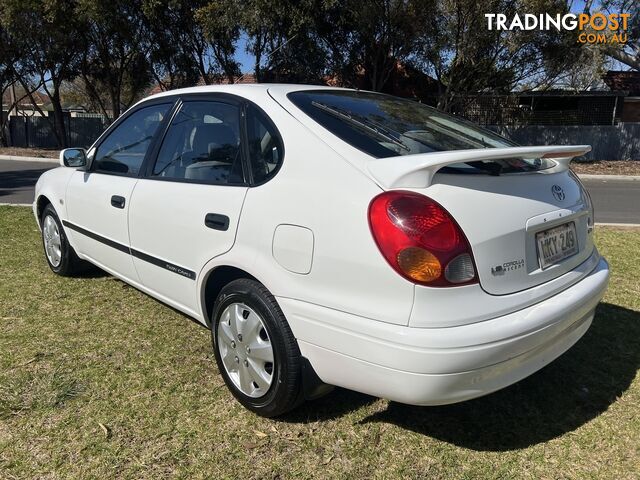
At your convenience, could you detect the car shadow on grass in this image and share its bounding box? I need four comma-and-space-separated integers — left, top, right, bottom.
279, 387, 378, 423
281, 303, 639, 450
354, 302, 640, 451
75, 265, 110, 279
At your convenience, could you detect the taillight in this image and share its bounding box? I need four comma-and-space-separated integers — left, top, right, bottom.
368, 191, 477, 287
571, 171, 594, 233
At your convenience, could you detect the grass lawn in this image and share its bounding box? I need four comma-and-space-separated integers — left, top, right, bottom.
1, 205, 639, 479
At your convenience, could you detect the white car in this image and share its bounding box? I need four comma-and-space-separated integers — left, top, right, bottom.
34, 84, 609, 417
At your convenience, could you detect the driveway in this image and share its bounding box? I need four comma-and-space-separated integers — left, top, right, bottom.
1, 159, 639, 224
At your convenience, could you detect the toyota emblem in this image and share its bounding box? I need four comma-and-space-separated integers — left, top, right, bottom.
551, 185, 565, 201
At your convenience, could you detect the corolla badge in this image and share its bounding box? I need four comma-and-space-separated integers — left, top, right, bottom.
551, 184, 565, 201
491, 259, 525, 276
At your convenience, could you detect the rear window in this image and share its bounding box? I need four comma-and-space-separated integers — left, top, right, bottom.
288, 90, 554, 174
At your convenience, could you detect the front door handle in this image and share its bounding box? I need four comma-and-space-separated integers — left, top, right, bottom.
111, 195, 126, 209
205, 213, 229, 231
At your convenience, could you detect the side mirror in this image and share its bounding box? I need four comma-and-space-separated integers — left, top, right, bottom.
60, 148, 87, 168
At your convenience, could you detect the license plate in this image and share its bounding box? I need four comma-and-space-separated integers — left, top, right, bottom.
536, 222, 579, 270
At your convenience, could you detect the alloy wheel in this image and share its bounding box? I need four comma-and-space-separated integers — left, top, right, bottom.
43, 215, 62, 267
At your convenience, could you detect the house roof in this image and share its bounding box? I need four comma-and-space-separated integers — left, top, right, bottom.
1, 90, 50, 107
603, 70, 640, 96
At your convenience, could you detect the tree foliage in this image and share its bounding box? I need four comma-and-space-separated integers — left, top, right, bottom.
77, 0, 153, 121
0, 0, 634, 146
0, 0, 83, 147
412, 0, 597, 110
584, 0, 639, 70
194, 0, 242, 83
317, 0, 435, 90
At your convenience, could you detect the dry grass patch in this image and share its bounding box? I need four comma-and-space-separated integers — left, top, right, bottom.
0, 147, 59, 159
571, 160, 640, 176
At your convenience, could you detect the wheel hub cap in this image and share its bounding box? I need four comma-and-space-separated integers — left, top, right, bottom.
43, 215, 62, 267
217, 303, 274, 398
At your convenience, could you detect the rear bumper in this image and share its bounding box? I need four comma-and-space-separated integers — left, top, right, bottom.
278, 257, 609, 405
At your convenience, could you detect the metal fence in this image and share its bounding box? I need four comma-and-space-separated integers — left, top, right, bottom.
437, 93, 623, 126
490, 123, 640, 161
3, 111, 638, 161
7, 114, 109, 149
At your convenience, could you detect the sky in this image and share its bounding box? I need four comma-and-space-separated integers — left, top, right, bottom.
570, 0, 590, 13
236, 34, 254, 74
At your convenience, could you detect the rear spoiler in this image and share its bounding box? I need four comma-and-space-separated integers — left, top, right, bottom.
367, 145, 591, 189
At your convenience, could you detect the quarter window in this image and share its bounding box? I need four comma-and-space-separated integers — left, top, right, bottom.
94, 103, 170, 175
246, 105, 283, 184
152, 101, 243, 184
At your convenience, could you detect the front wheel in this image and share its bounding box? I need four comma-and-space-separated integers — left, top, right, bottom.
41, 204, 85, 276
211, 278, 303, 417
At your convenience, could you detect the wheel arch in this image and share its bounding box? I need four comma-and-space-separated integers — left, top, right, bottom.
200, 264, 260, 327
35, 194, 52, 223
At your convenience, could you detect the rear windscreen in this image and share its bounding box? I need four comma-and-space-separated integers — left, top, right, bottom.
288, 90, 554, 174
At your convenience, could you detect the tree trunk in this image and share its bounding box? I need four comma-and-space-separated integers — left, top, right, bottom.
19, 77, 60, 145
0, 88, 6, 147
225, 60, 236, 84
110, 87, 121, 120
81, 74, 112, 120
603, 46, 640, 71
253, 33, 264, 83
50, 85, 68, 148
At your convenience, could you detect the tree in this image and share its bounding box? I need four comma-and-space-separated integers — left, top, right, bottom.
143, 0, 241, 88
413, 0, 595, 110
235, 0, 327, 83
195, 0, 242, 83
317, 0, 434, 91
0, 0, 83, 147
77, 0, 153, 121
144, 0, 205, 90
0, 23, 20, 146
583, 0, 639, 70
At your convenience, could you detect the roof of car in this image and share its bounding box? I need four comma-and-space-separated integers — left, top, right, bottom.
146, 83, 353, 102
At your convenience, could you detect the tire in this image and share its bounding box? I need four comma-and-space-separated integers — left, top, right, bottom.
40, 204, 85, 276
211, 278, 304, 417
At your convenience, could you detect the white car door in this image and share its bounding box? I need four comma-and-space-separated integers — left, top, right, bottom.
128, 96, 282, 316
65, 101, 174, 283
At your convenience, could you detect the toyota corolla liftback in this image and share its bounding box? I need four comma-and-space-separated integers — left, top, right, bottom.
34, 85, 609, 417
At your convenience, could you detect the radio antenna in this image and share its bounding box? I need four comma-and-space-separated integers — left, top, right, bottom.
234, 33, 299, 84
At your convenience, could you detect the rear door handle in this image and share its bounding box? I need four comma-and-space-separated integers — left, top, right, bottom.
205, 213, 229, 231
111, 195, 126, 209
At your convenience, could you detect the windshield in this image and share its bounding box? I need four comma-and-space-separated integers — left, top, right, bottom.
288, 90, 554, 174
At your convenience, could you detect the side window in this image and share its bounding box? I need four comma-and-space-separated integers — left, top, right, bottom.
94, 103, 170, 175
246, 105, 283, 184
152, 101, 243, 184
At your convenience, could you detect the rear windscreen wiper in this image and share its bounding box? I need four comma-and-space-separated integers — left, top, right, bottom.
311, 101, 410, 152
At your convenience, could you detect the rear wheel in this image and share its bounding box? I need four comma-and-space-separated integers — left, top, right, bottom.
211, 278, 303, 417
41, 204, 85, 276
